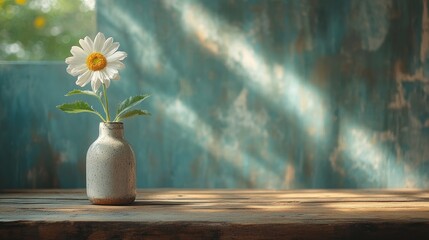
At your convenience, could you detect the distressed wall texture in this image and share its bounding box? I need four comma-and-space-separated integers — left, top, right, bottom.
1, 0, 429, 189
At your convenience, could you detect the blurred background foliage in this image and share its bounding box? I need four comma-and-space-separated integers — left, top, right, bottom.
0, 0, 95, 61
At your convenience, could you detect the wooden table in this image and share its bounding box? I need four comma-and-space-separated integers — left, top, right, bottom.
1, 189, 429, 239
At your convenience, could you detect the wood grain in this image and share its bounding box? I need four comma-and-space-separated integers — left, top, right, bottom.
1, 189, 429, 239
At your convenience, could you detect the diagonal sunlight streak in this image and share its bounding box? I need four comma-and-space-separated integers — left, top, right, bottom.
164, 0, 328, 140
164, 98, 285, 188
164, 0, 423, 187
333, 119, 422, 188
341, 122, 389, 186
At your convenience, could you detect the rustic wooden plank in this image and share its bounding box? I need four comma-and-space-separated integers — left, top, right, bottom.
1, 221, 429, 240
1, 189, 429, 239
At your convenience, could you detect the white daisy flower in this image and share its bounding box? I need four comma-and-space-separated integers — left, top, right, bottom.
65, 32, 127, 92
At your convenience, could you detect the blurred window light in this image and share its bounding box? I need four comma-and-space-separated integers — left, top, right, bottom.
0, 0, 95, 61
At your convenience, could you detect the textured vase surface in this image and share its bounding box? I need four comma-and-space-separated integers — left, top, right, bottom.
86, 122, 136, 205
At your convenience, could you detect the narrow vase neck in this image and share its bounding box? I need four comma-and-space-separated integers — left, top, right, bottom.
99, 122, 124, 139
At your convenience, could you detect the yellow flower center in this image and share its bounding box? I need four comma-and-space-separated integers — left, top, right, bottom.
86, 52, 107, 71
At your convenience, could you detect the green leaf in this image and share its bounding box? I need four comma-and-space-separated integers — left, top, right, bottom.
56, 101, 105, 121
116, 95, 150, 118
65, 89, 99, 98
116, 109, 151, 121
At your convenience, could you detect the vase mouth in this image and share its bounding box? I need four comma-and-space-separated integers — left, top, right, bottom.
101, 121, 123, 125
100, 122, 124, 129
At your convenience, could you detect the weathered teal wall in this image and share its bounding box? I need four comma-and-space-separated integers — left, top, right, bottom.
1, 0, 428, 189
0, 63, 89, 188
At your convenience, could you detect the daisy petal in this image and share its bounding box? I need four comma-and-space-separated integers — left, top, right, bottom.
75, 70, 92, 87
101, 37, 114, 55
107, 61, 125, 70
70, 46, 87, 58
66, 65, 73, 75
65, 56, 73, 64
79, 38, 92, 54
93, 32, 106, 52
104, 42, 120, 57
112, 73, 120, 80
70, 64, 87, 76
65, 56, 85, 65
98, 71, 105, 83
104, 78, 111, 88
107, 51, 127, 62
105, 67, 119, 79
91, 78, 102, 92
85, 36, 94, 50
92, 71, 100, 82
102, 70, 110, 82
102, 71, 112, 87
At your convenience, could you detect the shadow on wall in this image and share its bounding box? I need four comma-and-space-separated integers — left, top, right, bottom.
0, 0, 428, 188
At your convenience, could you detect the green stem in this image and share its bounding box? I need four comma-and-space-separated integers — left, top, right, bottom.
102, 83, 111, 122
97, 95, 108, 121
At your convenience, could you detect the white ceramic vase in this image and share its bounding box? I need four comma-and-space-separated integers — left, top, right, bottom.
86, 122, 136, 205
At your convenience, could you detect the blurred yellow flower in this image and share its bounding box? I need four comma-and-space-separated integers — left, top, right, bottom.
0, 0, 5, 7
15, 0, 26, 5
34, 16, 46, 29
